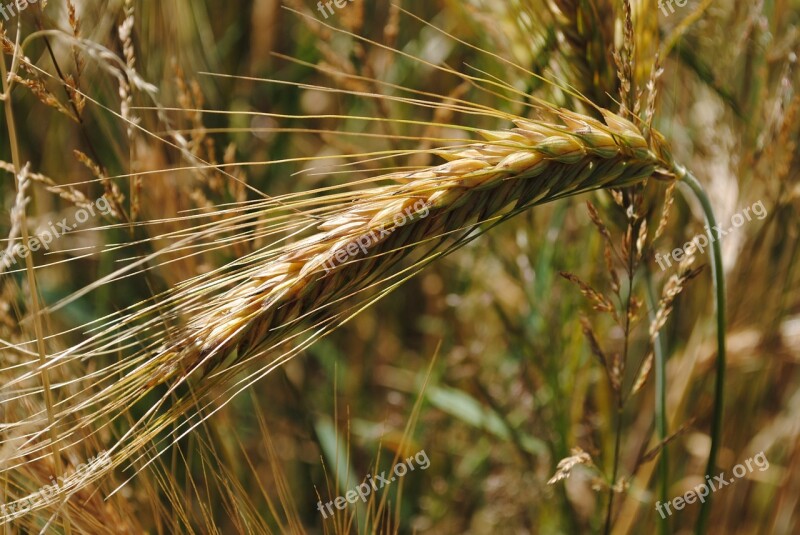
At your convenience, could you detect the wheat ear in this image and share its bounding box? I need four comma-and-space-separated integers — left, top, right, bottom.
167, 107, 670, 380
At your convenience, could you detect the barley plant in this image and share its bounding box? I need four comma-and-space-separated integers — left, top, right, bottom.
0, 0, 798, 533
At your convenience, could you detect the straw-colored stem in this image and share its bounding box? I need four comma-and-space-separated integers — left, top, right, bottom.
1, 43, 72, 534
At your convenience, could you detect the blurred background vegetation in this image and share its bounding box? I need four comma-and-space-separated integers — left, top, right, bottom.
1, 0, 798, 533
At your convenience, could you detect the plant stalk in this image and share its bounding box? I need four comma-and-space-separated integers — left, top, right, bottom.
645, 270, 669, 535
1, 40, 71, 534
677, 168, 726, 535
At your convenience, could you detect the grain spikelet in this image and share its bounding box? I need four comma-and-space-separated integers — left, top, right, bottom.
170, 107, 669, 380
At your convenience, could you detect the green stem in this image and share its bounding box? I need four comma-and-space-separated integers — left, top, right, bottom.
603, 406, 623, 535
645, 271, 669, 535
677, 168, 726, 535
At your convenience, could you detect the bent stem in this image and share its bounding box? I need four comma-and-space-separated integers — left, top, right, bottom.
677, 168, 726, 535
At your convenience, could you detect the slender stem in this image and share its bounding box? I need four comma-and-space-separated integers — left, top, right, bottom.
645, 271, 669, 535
677, 168, 726, 535
1, 42, 71, 534
604, 195, 637, 534
604, 406, 623, 535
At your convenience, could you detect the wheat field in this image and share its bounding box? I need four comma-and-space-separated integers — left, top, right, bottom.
0, 1, 798, 534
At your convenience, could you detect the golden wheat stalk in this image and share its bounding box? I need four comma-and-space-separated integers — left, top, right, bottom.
164, 107, 668, 381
